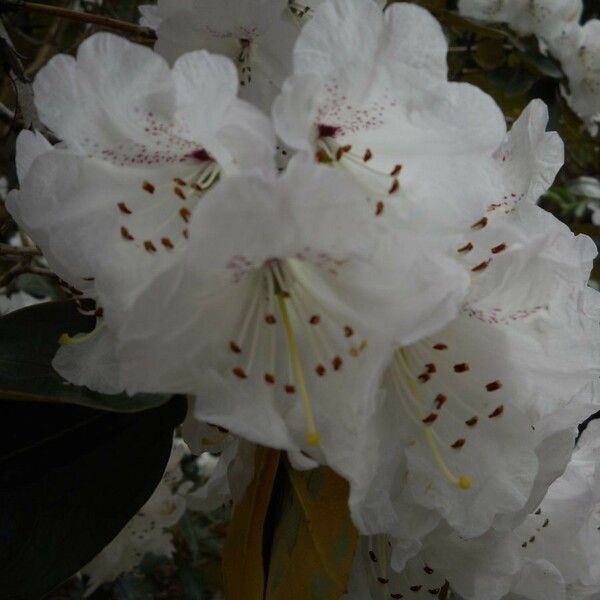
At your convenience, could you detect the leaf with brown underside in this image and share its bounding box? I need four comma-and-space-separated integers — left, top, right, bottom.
222, 446, 281, 600
266, 463, 358, 600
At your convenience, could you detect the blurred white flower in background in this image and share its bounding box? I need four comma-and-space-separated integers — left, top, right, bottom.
139, 0, 386, 111
458, 0, 600, 134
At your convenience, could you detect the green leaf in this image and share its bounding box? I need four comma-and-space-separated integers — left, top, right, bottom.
0, 395, 187, 599
474, 38, 505, 70
0, 301, 169, 412
521, 49, 563, 78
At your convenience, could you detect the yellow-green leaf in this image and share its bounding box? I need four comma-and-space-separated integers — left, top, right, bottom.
222, 446, 281, 600
266, 464, 358, 600
474, 38, 505, 70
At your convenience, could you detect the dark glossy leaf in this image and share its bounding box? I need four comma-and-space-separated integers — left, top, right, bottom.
0, 395, 187, 600
521, 49, 563, 78
0, 301, 168, 412
487, 66, 537, 96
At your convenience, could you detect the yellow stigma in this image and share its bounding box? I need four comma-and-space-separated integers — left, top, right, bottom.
398, 350, 471, 491
458, 475, 472, 490
58, 333, 72, 346
276, 290, 320, 448
307, 432, 321, 446
58, 324, 106, 347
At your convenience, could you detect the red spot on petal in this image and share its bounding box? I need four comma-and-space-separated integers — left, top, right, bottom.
492, 243, 507, 254
232, 367, 248, 379
161, 237, 174, 250
465, 416, 479, 427
422, 413, 438, 424
142, 181, 155, 194
179, 208, 191, 223
174, 186, 186, 200
489, 405, 504, 418
264, 373, 275, 384
144, 240, 157, 253
117, 202, 132, 215
471, 217, 488, 230
376, 201, 385, 216
388, 179, 400, 195
458, 242, 474, 254
285, 384, 296, 394
451, 438, 466, 449
332, 356, 343, 371
309, 315, 321, 325
433, 343, 448, 350
390, 164, 402, 177
454, 363, 470, 373
229, 341, 242, 354
486, 380, 502, 392
471, 260, 491, 273
317, 124, 340, 138
363, 148, 373, 162
434, 394, 447, 410
315, 364, 326, 377
189, 148, 212, 162
120, 226, 134, 241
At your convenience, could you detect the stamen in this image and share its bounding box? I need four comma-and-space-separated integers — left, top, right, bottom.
59, 322, 106, 346
276, 289, 320, 446
397, 350, 471, 490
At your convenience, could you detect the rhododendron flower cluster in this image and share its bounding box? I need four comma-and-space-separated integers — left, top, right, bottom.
458, 0, 600, 134
7, 0, 600, 596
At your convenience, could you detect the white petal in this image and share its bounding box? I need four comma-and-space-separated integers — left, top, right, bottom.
52, 326, 123, 395
15, 129, 52, 183
8, 151, 203, 309
113, 158, 467, 481
187, 438, 255, 512
34, 33, 175, 154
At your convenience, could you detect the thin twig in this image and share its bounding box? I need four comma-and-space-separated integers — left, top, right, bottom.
1, 1, 156, 39
0, 99, 13, 119
0, 17, 40, 127
0, 242, 42, 256
0, 260, 26, 287
0, 260, 54, 288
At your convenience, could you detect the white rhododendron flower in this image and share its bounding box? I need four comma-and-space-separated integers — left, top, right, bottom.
273, 0, 510, 232
349, 103, 600, 547
81, 439, 191, 595
7, 33, 275, 392
139, 0, 387, 111
274, 0, 600, 541
345, 420, 600, 600
555, 20, 600, 135
110, 155, 468, 484
457, 0, 582, 41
